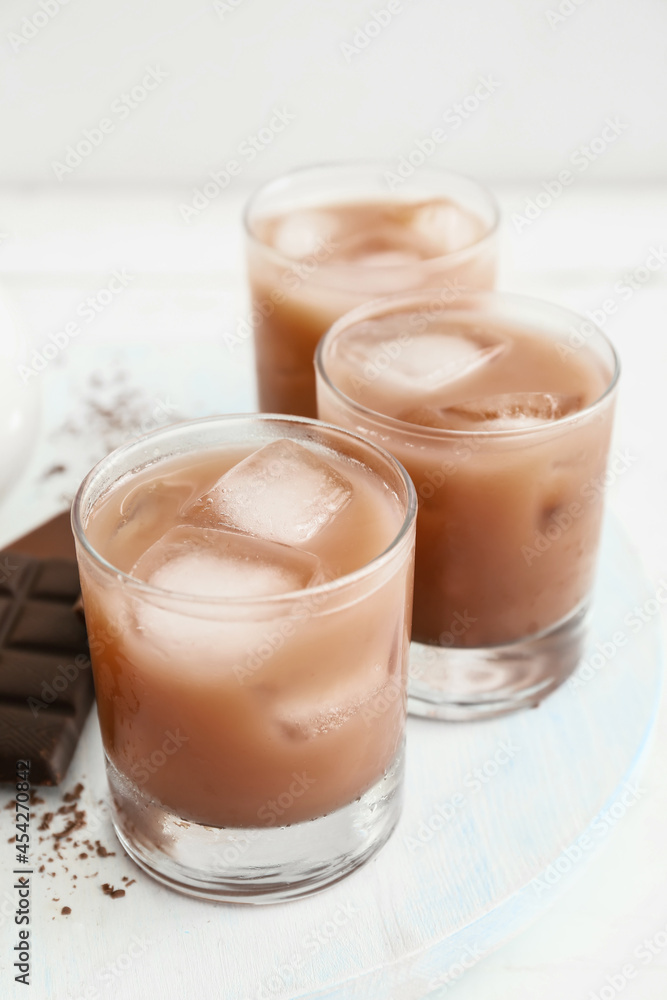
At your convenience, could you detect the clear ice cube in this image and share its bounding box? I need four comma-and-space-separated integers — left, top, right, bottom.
410, 199, 483, 254
345, 323, 505, 399
333, 224, 433, 267
265, 660, 391, 740
271, 210, 339, 260
402, 392, 583, 431
188, 439, 353, 547
110, 476, 198, 568
130, 524, 323, 598
127, 526, 324, 670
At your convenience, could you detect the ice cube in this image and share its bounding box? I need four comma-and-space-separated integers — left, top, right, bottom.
126, 526, 324, 671
397, 406, 455, 430
271, 210, 339, 260
333, 225, 433, 267
130, 525, 323, 598
263, 661, 392, 740
188, 439, 353, 547
110, 476, 199, 569
344, 323, 505, 399
409, 199, 484, 254
407, 392, 583, 431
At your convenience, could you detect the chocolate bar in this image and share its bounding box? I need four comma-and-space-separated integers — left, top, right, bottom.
0, 512, 93, 784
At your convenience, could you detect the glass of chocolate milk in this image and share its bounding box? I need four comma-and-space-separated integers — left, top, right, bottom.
244, 162, 499, 417
72, 414, 416, 901
316, 291, 620, 719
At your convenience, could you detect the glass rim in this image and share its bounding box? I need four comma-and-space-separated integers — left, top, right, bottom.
71, 412, 418, 607
315, 289, 621, 440
242, 158, 500, 274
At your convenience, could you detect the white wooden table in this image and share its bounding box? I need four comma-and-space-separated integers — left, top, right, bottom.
0, 184, 665, 999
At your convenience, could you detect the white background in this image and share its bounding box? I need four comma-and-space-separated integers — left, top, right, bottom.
1, 0, 666, 185
0, 2, 666, 999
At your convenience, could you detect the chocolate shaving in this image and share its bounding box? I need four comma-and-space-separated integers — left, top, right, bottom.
101, 883, 125, 899
63, 783, 84, 803
39, 812, 54, 831
53, 809, 86, 840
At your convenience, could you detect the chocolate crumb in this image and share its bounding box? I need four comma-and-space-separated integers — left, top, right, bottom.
63, 783, 84, 803
8, 836, 15, 843
44, 464, 67, 479
79, 852, 88, 860
95, 840, 115, 857
53, 809, 86, 840
39, 865, 45, 873
101, 882, 126, 899
39, 813, 54, 831
61, 906, 71, 916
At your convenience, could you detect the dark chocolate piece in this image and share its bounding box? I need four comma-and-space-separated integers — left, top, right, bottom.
0, 512, 93, 785
7, 511, 77, 561
0, 704, 81, 785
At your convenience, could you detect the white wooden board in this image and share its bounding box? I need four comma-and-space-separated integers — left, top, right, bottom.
0, 492, 661, 999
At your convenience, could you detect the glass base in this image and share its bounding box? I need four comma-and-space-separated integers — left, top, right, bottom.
106, 743, 404, 904
408, 604, 589, 721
